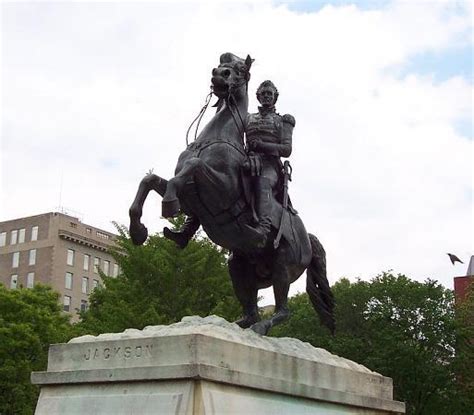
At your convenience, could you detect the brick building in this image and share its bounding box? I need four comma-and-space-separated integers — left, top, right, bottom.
0, 212, 118, 319
453, 255, 474, 304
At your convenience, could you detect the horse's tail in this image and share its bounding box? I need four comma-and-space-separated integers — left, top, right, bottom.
306, 233, 335, 334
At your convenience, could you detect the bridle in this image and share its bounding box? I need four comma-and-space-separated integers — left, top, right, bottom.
185, 65, 249, 147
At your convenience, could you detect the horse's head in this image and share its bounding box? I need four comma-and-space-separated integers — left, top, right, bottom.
211, 53, 254, 99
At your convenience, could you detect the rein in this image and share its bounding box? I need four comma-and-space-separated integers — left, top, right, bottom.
185, 89, 214, 146
228, 77, 248, 138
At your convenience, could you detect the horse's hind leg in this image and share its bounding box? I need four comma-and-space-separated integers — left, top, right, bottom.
251, 245, 306, 335
251, 268, 291, 335
229, 252, 260, 328
129, 174, 167, 245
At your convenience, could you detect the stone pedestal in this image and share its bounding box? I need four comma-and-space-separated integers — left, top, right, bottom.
32, 316, 405, 414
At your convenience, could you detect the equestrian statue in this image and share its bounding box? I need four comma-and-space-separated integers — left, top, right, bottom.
129, 52, 334, 336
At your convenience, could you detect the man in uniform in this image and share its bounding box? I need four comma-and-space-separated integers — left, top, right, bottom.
164, 80, 295, 249
245, 80, 295, 247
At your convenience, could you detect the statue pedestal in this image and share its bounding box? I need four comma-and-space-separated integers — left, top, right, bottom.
32, 316, 405, 414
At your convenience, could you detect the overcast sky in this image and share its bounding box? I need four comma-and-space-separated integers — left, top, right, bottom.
1, 1, 472, 303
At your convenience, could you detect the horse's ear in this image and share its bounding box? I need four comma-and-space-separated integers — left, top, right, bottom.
245, 55, 254, 70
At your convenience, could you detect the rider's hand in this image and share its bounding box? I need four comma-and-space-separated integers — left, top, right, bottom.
248, 138, 261, 151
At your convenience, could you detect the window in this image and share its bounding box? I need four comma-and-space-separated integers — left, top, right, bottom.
67, 249, 75, 266
103, 260, 110, 276
65, 272, 73, 289
11, 230, 18, 245
27, 272, 35, 288
29, 249, 36, 266
18, 228, 26, 243
12, 252, 19, 268
31, 226, 38, 241
82, 277, 88, 294
92, 279, 99, 290
63, 295, 71, 312
80, 300, 88, 312
83, 254, 90, 271
10, 274, 18, 289
93, 257, 100, 273
0, 232, 7, 247
113, 263, 119, 278
86, 228, 92, 234
70, 222, 77, 229
96, 231, 109, 240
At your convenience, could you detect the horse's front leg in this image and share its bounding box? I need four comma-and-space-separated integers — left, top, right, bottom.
129, 174, 168, 245
162, 157, 212, 217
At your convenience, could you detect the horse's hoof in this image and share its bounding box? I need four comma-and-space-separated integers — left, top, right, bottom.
130, 222, 148, 245
235, 314, 260, 329
250, 320, 272, 336
163, 227, 190, 249
162, 198, 180, 218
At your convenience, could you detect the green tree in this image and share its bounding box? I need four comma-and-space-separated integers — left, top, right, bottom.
0, 284, 73, 415
77, 223, 241, 335
452, 285, 474, 412
271, 272, 472, 415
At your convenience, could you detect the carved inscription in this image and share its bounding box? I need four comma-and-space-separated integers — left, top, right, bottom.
83, 344, 153, 361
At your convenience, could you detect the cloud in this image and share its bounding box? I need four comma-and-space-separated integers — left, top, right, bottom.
1, 1, 472, 304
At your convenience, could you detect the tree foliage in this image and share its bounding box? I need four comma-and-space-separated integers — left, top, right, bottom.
452, 284, 474, 411
271, 272, 473, 415
0, 284, 73, 415
77, 223, 241, 335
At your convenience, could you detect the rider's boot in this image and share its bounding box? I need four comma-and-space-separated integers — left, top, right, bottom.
163, 215, 200, 249
248, 176, 273, 248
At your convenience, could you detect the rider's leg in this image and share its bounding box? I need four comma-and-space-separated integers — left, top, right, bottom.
163, 215, 200, 249
228, 252, 260, 328
248, 162, 278, 247
251, 170, 275, 247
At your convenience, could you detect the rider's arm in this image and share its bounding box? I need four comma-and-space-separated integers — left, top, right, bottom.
252, 114, 295, 158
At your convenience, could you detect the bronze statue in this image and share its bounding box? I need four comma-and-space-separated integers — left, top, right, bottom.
129, 53, 334, 335
164, 80, 294, 249
244, 80, 295, 248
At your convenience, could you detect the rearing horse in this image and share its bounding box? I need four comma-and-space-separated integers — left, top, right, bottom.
129, 52, 334, 335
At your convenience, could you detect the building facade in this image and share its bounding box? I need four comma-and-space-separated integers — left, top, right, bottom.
453, 255, 473, 304
0, 212, 119, 319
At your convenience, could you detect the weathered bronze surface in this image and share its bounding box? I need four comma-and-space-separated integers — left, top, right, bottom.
129, 53, 334, 335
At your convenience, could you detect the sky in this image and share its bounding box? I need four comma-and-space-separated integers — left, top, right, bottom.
1, 1, 472, 305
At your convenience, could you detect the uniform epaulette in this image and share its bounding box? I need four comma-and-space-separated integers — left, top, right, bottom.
282, 114, 296, 127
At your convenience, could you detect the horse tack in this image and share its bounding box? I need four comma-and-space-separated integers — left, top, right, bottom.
182, 177, 247, 228
188, 137, 247, 158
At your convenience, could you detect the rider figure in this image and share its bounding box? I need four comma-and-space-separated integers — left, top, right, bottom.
245, 80, 295, 247
164, 80, 295, 249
